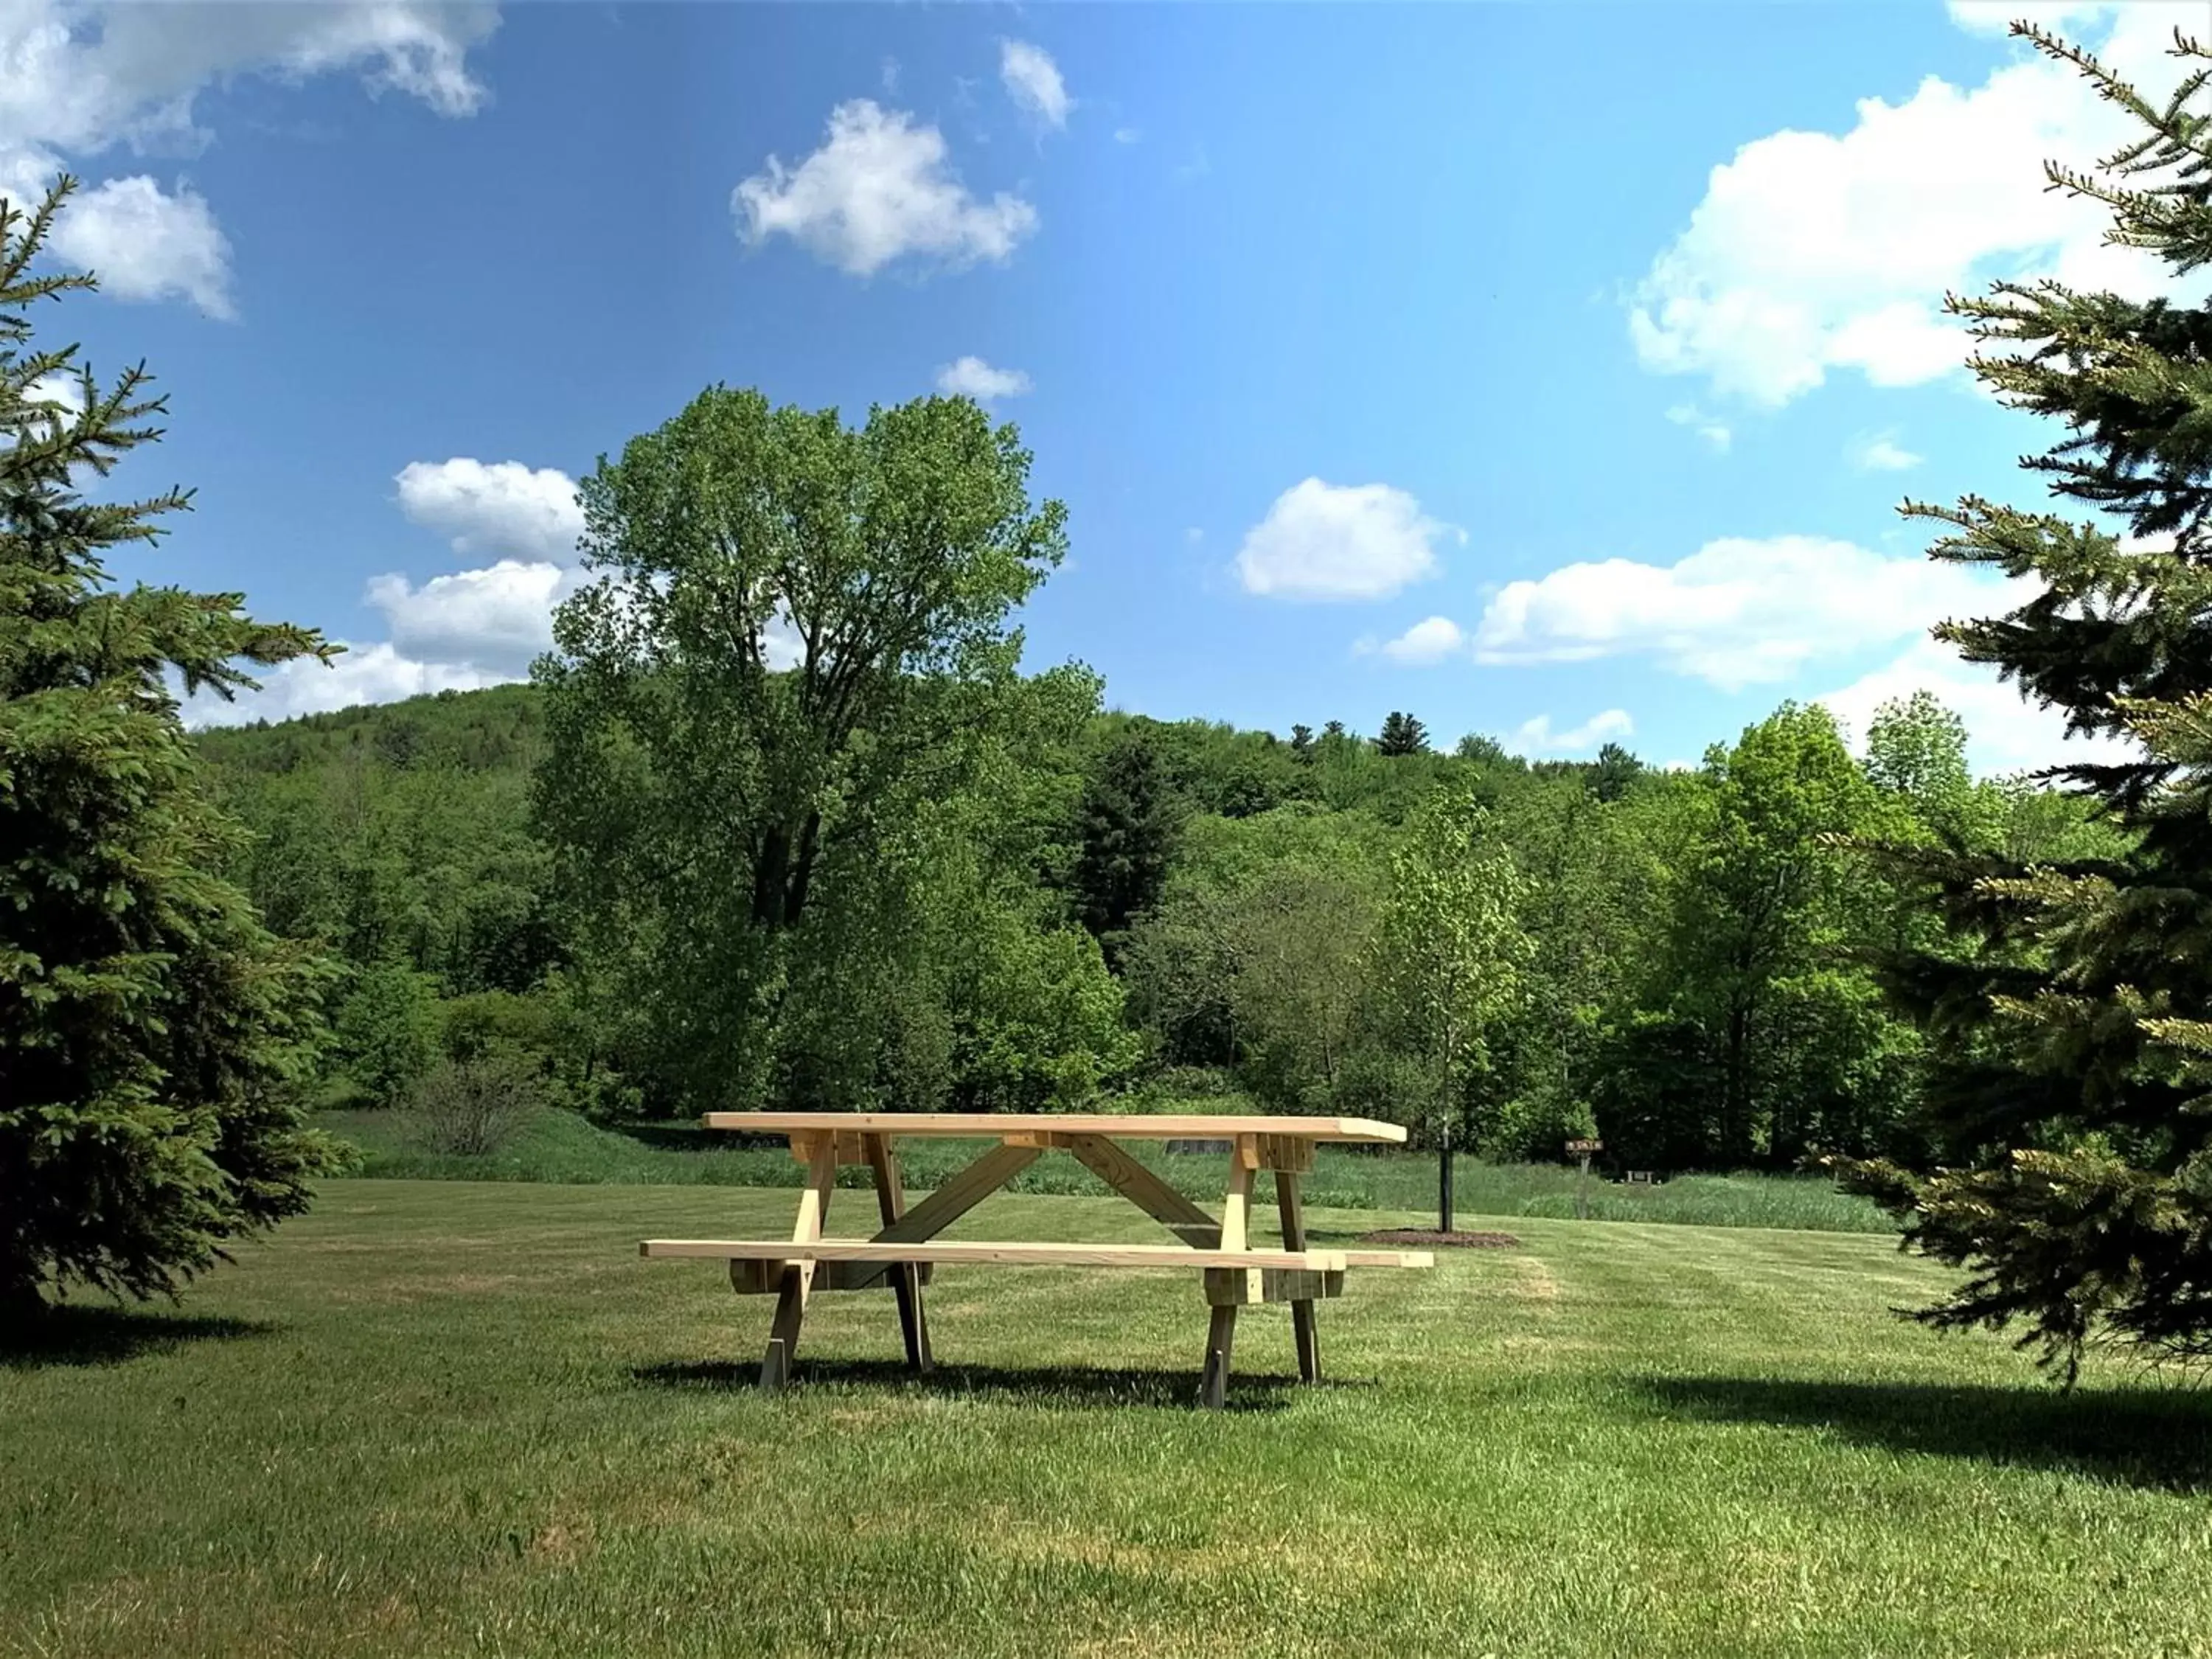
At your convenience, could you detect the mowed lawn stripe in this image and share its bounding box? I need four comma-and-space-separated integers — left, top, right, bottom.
7, 1180, 2212, 1659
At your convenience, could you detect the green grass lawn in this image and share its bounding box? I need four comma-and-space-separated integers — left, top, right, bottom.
324, 1107, 1895, 1234
8, 1180, 2212, 1658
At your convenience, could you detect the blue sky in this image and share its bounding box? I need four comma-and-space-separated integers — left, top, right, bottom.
13, 0, 2195, 769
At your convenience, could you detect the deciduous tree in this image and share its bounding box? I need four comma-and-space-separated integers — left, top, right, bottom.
1368, 784, 1534, 1149
535, 387, 1079, 1107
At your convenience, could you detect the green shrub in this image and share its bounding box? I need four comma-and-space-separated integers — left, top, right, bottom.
403, 1054, 542, 1156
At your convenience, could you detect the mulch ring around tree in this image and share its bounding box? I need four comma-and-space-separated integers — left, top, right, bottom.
1359, 1228, 1520, 1249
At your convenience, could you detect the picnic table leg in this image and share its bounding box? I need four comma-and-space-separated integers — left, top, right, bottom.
1200, 1305, 1239, 1411
1276, 1169, 1321, 1384
863, 1133, 933, 1374
1199, 1137, 1257, 1410
760, 1135, 837, 1392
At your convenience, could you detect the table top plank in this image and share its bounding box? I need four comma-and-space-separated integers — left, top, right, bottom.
698, 1112, 1407, 1144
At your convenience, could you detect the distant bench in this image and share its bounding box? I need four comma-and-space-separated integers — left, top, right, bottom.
639, 1114, 1431, 1408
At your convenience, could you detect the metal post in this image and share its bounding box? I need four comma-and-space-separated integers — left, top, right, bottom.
1439, 1119, 1455, 1235
1576, 1151, 1591, 1222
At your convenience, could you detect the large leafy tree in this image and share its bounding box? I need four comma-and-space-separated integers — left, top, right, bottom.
0, 178, 338, 1318
1484, 771, 1651, 1158
534, 386, 1078, 1107
1600, 706, 1907, 1169
1837, 23, 2212, 1378
1671, 706, 1890, 1164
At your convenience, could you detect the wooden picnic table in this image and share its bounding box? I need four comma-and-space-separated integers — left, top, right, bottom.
640, 1113, 1433, 1408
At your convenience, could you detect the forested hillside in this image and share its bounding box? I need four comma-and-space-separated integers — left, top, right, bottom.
196, 680, 2121, 1172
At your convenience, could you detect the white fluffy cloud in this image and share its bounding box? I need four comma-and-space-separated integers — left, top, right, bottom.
1474, 534, 2014, 691
1818, 635, 2135, 775
1849, 431, 1924, 471
186, 453, 577, 727
1629, 4, 2182, 406
187, 642, 504, 728
1000, 40, 1070, 128
364, 557, 575, 679
733, 100, 1038, 277
1236, 479, 1458, 601
0, 1, 500, 319
935, 355, 1032, 403
376, 459, 586, 676
394, 457, 585, 562
22, 169, 232, 316
1378, 615, 1467, 664
1512, 708, 1635, 756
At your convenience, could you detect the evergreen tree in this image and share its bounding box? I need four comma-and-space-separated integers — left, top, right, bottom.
0, 178, 339, 1319
1377, 711, 1430, 756
1590, 741, 1646, 803
1837, 24, 2212, 1377
1069, 731, 1183, 961
1289, 723, 1315, 764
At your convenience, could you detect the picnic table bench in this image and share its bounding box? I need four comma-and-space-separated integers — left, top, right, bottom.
640, 1113, 1432, 1408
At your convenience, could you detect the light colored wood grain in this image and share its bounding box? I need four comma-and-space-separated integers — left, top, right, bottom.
645, 1239, 1354, 1270
699, 1112, 1408, 1144
828, 1141, 1041, 1290
865, 1133, 932, 1373
1219, 1136, 1262, 1302
719, 1248, 1434, 1290
758, 1136, 836, 1391
787, 1130, 872, 1166
1202, 1266, 1345, 1306
1220, 1144, 1254, 1254
1276, 1169, 1321, 1383
1063, 1135, 1222, 1248
1199, 1138, 1259, 1406
1340, 1249, 1436, 1269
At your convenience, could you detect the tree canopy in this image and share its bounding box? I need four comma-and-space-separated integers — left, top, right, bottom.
532, 386, 1116, 1111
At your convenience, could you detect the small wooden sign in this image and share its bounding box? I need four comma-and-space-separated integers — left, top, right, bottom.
1565, 1138, 1603, 1155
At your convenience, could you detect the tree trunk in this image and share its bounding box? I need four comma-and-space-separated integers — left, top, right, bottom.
1722, 1001, 1753, 1166
751, 823, 790, 928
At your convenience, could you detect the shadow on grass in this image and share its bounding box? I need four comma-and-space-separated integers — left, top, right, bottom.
0, 1304, 276, 1370
1638, 1374, 2212, 1494
630, 1356, 1369, 1413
